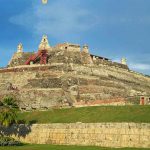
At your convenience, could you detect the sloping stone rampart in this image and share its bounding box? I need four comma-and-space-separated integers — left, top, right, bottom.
0, 63, 150, 110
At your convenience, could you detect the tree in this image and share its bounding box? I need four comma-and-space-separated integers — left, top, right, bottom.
0, 97, 22, 146
0, 96, 18, 127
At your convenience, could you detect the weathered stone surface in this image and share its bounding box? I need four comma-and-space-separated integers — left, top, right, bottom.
8, 52, 34, 67
0, 39, 150, 109
2, 123, 150, 148
0, 62, 150, 110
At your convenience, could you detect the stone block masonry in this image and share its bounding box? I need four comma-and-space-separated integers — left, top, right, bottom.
0, 63, 150, 110
3, 35, 150, 109
4, 123, 150, 148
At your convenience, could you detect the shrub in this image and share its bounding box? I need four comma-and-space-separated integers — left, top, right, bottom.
0, 136, 22, 146
2, 96, 18, 110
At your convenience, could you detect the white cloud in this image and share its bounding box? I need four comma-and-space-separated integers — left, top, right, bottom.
129, 63, 150, 71
9, 0, 98, 39
9, 0, 150, 40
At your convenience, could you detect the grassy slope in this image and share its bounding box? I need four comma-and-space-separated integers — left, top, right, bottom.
18, 106, 150, 123
0, 145, 149, 150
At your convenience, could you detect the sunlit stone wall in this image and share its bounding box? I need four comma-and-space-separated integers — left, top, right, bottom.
5, 123, 150, 148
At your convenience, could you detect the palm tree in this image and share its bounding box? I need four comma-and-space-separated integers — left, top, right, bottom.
0, 96, 18, 127
0, 97, 22, 146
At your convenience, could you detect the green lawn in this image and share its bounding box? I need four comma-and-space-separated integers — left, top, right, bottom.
0, 145, 149, 150
18, 105, 150, 124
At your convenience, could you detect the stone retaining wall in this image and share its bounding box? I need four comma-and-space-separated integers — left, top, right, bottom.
4, 123, 150, 148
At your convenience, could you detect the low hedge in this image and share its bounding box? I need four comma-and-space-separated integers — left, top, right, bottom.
0, 136, 22, 146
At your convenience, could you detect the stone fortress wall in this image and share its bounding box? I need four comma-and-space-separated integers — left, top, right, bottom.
3, 123, 150, 148
1, 37, 150, 149
0, 62, 150, 110
8, 35, 128, 70
0, 35, 150, 110
8, 44, 128, 70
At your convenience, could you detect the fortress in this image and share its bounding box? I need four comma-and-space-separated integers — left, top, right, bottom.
0, 35, 150, 110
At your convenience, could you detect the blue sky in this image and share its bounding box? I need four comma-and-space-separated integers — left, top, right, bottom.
0, 0, 150, 74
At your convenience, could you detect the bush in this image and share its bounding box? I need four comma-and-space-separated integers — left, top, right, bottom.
2, 96, 18, 110
0, 136, 22, 146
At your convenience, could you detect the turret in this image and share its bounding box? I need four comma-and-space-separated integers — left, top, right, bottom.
38, 35, 51, 51
82, 44, 89, 53
17, 43, 23, 53
121, 58, 127, 65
